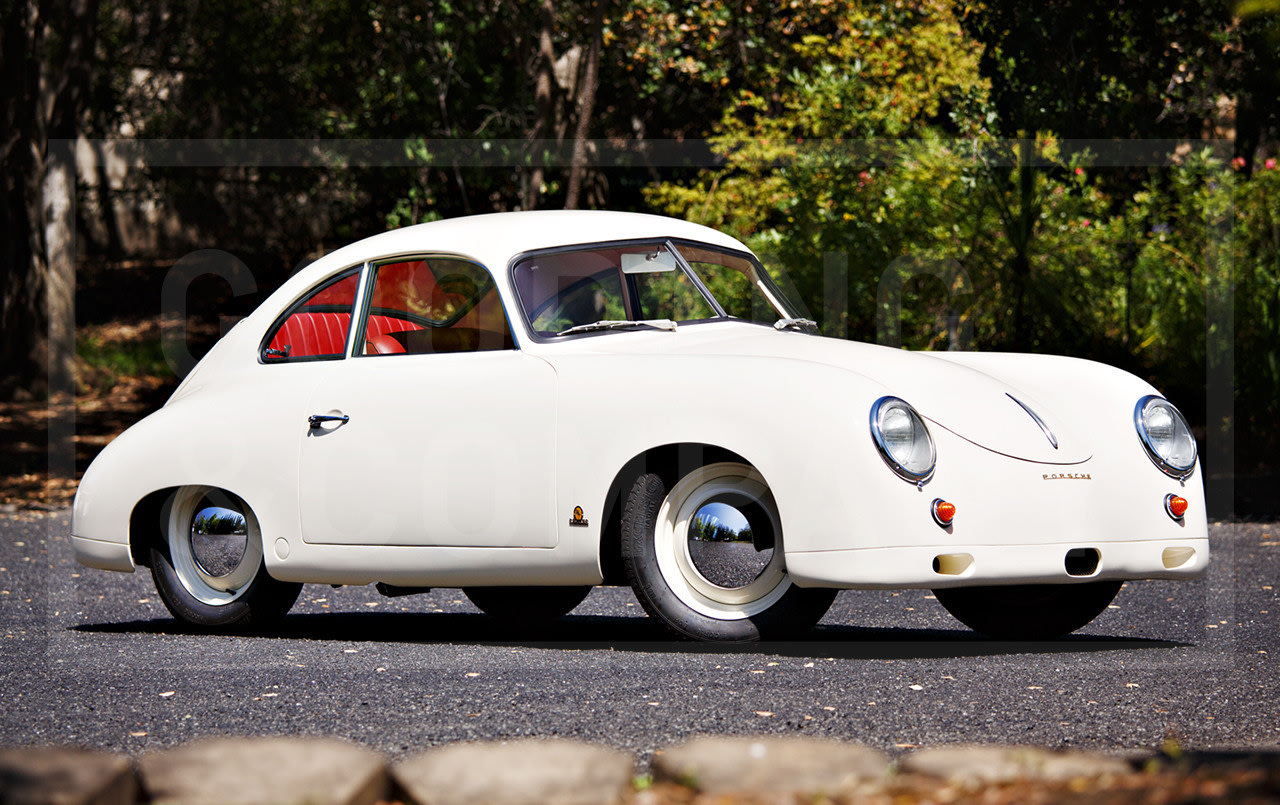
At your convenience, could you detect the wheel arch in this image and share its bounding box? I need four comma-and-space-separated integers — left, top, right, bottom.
127, 484, 268, 570
597, 442, 750, 586
128, 487, 178, 569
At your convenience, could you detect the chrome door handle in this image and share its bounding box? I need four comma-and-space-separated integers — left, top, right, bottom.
308, 414, 350, 429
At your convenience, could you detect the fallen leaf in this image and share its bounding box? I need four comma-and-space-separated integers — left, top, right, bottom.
754, 711, 774, 717
465, 672, 481, 678
159, 691, 175, 698
909, 684, 924, 691
129, 731, 147, 737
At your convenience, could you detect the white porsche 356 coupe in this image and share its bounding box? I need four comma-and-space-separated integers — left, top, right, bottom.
72, 210, 1207, 641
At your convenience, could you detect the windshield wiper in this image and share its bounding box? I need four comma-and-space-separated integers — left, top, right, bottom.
555, 319, 678, 337
774, 317, 819, 333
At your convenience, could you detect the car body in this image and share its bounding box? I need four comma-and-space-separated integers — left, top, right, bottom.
72, 210, 1209, 640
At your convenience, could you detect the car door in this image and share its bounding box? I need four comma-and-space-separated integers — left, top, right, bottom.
296, 256, 558, 548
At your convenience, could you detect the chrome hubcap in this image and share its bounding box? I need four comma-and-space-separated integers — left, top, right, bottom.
655, 463, 790, 620
190, 505, 249, 579
168, 487, 262, 606
686, 496, 775, 590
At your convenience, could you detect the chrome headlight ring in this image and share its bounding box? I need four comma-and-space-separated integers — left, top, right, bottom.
869, 396, 936, 485
1134, 395, 1197, 480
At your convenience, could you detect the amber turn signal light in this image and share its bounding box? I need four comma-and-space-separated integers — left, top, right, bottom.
932, 499, 956, 527
1164, 494, 1189, 520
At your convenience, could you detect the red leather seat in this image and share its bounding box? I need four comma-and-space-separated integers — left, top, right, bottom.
267, 312, 422, 359
267, 312, 350, 358
364, 315, 419, 354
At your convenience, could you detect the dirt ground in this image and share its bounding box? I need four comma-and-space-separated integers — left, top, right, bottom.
0, 320, 176, 512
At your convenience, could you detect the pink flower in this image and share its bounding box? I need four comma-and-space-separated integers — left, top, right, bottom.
1267, 158, 1277, 170
1082, 219, 1091, 227
1074, 167, 1083, 176
1232, 157, 1246, 170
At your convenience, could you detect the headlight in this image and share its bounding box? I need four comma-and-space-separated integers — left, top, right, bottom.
1134, 395, 1197, 478
870, 396, 936, 483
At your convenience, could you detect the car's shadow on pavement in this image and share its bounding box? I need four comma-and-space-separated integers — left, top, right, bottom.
73, 611, 1189, 660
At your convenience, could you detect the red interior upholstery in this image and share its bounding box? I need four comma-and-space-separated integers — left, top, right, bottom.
267, 312, 422, 359
366, 315, 420, 340
267, 312, 350, 358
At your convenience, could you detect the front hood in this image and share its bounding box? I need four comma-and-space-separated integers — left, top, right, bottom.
547, 322, 1089, 464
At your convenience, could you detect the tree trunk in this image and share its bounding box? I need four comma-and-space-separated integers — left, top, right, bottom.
564, 0, 603, 210
1, 1, 51, 401
1009, 139, 1036, 351
526, 0, 557, 210
0, 0, 97, 401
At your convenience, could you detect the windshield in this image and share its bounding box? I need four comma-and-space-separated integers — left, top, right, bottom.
512, 240, 793, 337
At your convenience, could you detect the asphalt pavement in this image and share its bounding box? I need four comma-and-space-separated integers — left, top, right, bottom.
2, 511, 1277, 762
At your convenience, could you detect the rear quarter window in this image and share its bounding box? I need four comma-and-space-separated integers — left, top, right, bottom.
261, 269, 360, 362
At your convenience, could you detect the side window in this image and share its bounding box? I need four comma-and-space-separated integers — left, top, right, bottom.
359, 257, 514, 356
261, 270, 360, 362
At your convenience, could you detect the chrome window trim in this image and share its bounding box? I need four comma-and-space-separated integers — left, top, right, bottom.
346, 261, 372, 357
869, 396, 936, 485
349, 253, 520, 357
258, 265, 364, 365
1134, 394, 1197, 480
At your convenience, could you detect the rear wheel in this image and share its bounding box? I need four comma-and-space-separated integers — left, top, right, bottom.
463, 585, 593, 622
933, 580, 1123, 639
150, 486, 301, 629
621, 462, 835, 641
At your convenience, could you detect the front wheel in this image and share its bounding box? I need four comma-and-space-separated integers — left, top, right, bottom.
933, 580, 1124, 639
150, 486, 301, 630
621, 462, 835, 641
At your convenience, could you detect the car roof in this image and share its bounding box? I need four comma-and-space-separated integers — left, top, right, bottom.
307, 210, 752, 278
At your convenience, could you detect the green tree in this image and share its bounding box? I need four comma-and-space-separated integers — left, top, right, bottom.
646, 0, 991, 337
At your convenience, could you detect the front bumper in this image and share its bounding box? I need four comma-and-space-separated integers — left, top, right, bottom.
786, 536, 1209, 589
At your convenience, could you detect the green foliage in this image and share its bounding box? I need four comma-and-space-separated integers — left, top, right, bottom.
76, 332, 168, 393
80, 0, 1280, 474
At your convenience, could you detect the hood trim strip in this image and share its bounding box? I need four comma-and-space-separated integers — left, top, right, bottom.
1006, 393, 1059, 449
